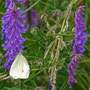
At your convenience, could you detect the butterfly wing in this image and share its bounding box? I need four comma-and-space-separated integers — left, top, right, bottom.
20, 55, 30, 79
9, 53, 23, 79
9, 53, 30, 79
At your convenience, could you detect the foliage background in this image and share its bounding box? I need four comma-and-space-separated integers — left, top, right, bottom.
0, 0, 90, 90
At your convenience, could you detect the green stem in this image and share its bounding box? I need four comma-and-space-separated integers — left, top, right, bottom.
22, 0, 42, 15
21, 79, 23, 90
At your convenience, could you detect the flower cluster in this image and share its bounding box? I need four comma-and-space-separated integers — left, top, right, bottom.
73, 6, 87, 55
68, 55, 79, 88
2, 2, 25, 70
5, 0, 24, 7
23, 0, 38, 31
68, 6, 87, 88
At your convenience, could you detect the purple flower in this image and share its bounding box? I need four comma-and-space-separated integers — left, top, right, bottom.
73, 6, 87, 55
23, 1, 38, 31
68, 6, 87, 88
48, 79, 52, 90
5, 0, 10, 7
0, 60, 1, 63
5, 0, 24, 7
2, 2, 25, 70
68, 56, 79, 88
15, 0, 24, 3
31, 9, 38, 26
48, 79, 58, 90
1, 24, 7, 42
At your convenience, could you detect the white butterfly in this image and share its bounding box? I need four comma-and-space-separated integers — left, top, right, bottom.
9, 53, 30, 79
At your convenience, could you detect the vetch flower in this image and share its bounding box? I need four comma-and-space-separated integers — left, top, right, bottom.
68, 55, 79, 88
48, 79, 58, 90
5, 0, 11, 7
15, 0, 24, 3
1, 23, 8, 42
31, 9, 38, 26
73, 6, 87, 55
48, 79, 52, 90
2, 2, 26, 70
23, 0, 38, 31
5, 0, 24, 7
68, 6, 87, 88
0, 60, 1, 63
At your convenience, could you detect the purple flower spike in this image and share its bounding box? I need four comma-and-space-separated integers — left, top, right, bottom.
5, 0, 24, 7
2, 2, 25, 70
31, 9, 38, 26
68, 56, 79, 88
68, 6, 87, 88
23, 1, 38, 31
73, 6, 87, 55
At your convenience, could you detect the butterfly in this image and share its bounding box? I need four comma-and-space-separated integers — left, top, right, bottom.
9, 53, 30, 79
